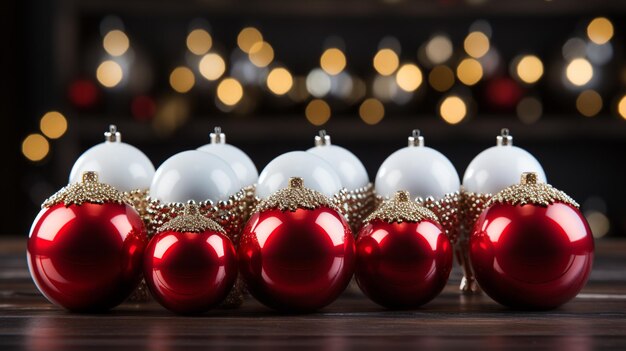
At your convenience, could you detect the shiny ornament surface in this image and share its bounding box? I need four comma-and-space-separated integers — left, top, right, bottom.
307, 130, 369, 190
256, 151, 342, 198
150, 150, 241, 203
198, 127, 259, 186
239, 177, 354, 312
463, 129, 545, 195
375, 130, 460, 200
355, 191, 453, 309
144, 230, 237, 314
469, 174, 594, 310
69, 125, 155, 192
28, 201, 146, 311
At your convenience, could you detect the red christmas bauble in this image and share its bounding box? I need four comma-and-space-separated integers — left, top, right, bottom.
238, 178, 355, 312
28, 198, 146, 312
143, 205, 238, 314
469, 173, 594, 310
355, 191, 453, 309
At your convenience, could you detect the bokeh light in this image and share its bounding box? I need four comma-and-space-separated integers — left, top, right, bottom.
566, 58, 593, 86
515, 55, 544, 84
169, 66, 195, 93
617, 95, 626, 120
248, 41, 274, 67
320, 48, 347, 76
576, 90, 603, 117
306, 69, 332, 97
373, 49, 399, 76
198, 53, 226, 81
96, 60, 123, 88
305, 99, 331, 125
587, 17, 614, 45
103, 30, 129, 57
186, 29, 212, 55
464, 31, 490, 58
217, 78, 244, 106
359, 98, 385, 125
39, 111, 67, 139
267, 67, 293, 95
429, 65, 455, 92
456, 58, 483, 86
237, 27, 263, 53
516, 97, 542, 124
395, 64, 423, 92
22, 134, 50, 162
439, 95, 467, 124
425, 35, 453, 64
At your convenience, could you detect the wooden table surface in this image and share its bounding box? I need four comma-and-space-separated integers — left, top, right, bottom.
1, 236, 625, 351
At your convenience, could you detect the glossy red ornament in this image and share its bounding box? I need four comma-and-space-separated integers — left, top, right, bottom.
143, 208, 238, 314
356, 220, 453, 309
28, 202, 146, 312
238, 178, 355, 312
469, 174, 594, 310
355, 191, 453, 309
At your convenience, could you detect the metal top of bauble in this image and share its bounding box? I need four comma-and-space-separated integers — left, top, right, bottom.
209, 126, 226, 144
407, 129, 425, 147
104, 125, 122, 143
314, 130, 332, 146
496, 128, 513, 146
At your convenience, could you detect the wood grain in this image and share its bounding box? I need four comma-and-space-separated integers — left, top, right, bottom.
1, 237, 625, 350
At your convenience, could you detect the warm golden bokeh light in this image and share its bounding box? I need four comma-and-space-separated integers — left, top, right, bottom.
320, 48, 347, 76
186, 29, 212, 55
359, 98, 385, 125
22, 133, 50, 162
217, 78, 244, 106
103, 30, 129, 57
267, 67, 293, 95
464, 31, 490, 58
249, 41, 274, 67
587, 17, 614, 45
198, 53, 226, 81
96, 60, 123, 88
40, 111, 67, 139
566, 58, 593, 86
516, 55, 544, 84
237, 27, 263, 53
169, 66, 195, 93
439, 96, 467, 124
429, 65, 455, 92
373, 49, 399, 76
576, 90, 603, 117
305, 99, 331, 125
395, 64, 423, 92
425, 35, 453, 64
456, 58, 483, 86
618, 95, 626, 120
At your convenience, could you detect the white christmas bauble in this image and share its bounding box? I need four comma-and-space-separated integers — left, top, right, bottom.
197, 127, 259, 186
150, 150, 241, 203
69, 125, 155, 192
307, 131, 369, 190
375, 131, 460, 200
257, 151, 342, 198
463, 129, 546, 195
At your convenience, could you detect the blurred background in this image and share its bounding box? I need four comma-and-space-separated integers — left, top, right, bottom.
2, 0, 626, 238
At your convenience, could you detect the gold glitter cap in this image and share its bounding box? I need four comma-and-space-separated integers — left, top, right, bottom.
43, 171, 126, 208
255, 177, 339, 212
487, 172, 579, 208
157, 201, 225, 234
365, 191, 439, 224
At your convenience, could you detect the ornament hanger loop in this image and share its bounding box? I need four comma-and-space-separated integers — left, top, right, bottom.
408, 129, 425, 147
314, 130, 332, 146
497, 128, 513, 146
104, 125, 122, 142
210, 126, 226, 144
